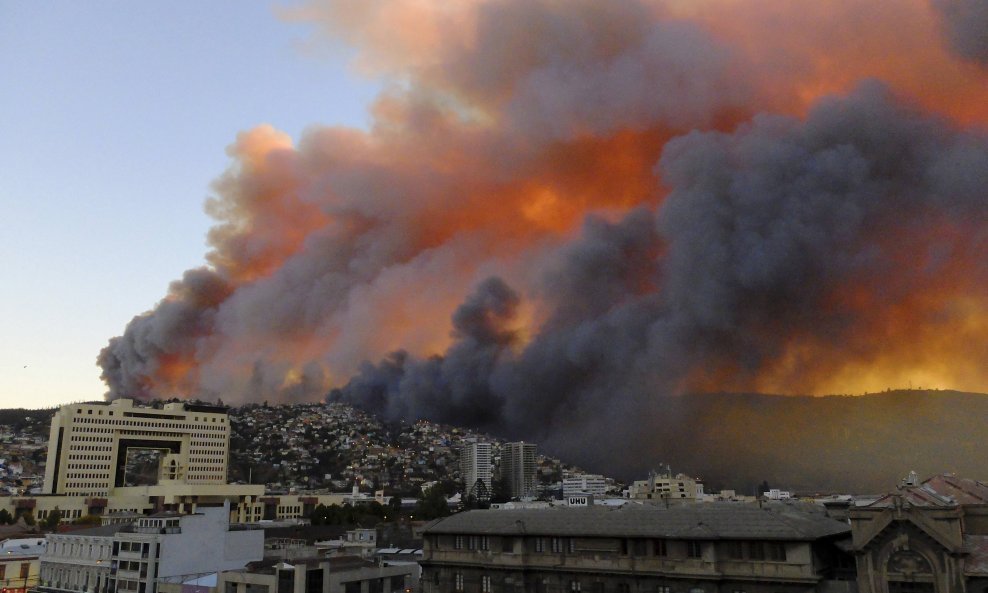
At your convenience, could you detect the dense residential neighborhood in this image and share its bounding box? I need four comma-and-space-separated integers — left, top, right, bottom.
0, 402, 620, 502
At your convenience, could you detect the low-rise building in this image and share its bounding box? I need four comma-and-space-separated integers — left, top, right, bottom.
38, 505, 263, 593
0, 537, 45, 593
561, 475, 607, 499
217, 555, 418, 593
420, 504, 856, 593
849, 473, 988, 592
625, 472, 703, 503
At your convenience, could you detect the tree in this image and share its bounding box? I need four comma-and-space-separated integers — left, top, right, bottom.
0, 509, 13, 525
17, 510, 36, 526
74, 514, 102, 527
414, 485, 451, 521
41, 507, 62, 531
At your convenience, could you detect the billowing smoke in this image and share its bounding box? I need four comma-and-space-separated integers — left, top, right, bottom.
334, 83, 988, 480
101, 0, 988, 486
932, 0, 988, 66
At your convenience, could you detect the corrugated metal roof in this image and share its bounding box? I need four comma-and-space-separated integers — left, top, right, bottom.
423, 503, 850, 541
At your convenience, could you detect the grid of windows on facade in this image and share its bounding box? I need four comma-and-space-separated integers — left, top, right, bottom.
454, 535, 490, 551
725, 541, 786, 562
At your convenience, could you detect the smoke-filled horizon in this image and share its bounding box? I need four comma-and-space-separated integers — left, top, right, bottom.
99, 0, 988, 482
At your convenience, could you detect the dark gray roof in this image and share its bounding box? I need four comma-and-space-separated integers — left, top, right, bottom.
424, 503, 850, 541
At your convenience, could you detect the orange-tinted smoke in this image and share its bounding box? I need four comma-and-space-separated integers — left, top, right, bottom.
665, 0, 988, 124
104, 0, 988, 403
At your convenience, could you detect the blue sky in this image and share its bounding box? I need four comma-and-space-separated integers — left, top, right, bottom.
0, 2, 378, 408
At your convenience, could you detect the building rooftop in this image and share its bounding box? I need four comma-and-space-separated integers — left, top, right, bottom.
424, 503, 850, 541
859, 474, 988, 509
50, 523, 131, 538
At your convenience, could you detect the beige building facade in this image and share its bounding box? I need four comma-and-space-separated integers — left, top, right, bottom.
43, 400, 230, 497
420, 504, 856, 593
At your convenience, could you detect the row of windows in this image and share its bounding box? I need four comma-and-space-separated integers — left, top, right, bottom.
64, 482, 111, 491
67, 462, 111, 469
73, 416, 226, 429
47, 539, 110, 556
725, 541, 787, 562
189, 457, 225, 465
65, 472, 110, 480
455, 535, 491, 551
442, 573, 741, 593
442, 536, 784, 562
70, 435, 113, 443
190, 440, 225, 448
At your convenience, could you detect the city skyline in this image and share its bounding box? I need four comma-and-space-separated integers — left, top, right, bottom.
3, 0, 988, 454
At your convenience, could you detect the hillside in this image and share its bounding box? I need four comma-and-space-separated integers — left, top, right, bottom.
572, 389, 988, 494
6, 390, 988, 495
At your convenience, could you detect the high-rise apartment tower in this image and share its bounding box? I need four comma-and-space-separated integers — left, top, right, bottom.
459, 441, 492, 500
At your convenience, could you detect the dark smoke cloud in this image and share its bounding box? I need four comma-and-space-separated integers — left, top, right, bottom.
933, 0, 988, 66
100, 0, 988, 489
334, 83, 988, 486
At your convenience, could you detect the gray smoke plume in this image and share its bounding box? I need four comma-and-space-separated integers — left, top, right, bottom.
333, 83, 988, 484
99, 0, 988, 488
933, 0, 988, 66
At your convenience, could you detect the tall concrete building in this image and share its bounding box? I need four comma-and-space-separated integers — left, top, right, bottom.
459, 441, 492, 500
501, 441, 537, 499
43, 399, 230, 497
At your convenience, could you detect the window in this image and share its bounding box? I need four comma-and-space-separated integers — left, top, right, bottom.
551, 538, 565, 553
481, 536, 490, 551
455, 573, 464, 592
455, 535, 464, 550
502, 537, 514, 553
616, 584, 630, 593
653, 539, 667, 557
726, 541, 743, 559
767, 543, 786, 562
20, 562, 30, 578
632, 540, 647, 556
570, 581, 581, 593
656, 587, 670, 593
747, 542, 764, 560
481, 576, 492, 593
0, 565, 6, 580
686, 541, 703, 558
535, 538, 545, 552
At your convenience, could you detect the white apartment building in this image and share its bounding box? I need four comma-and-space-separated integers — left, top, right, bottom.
44, 399, 230, 497
40, 523, 121, 593
39, 505, 263, 593
459, 442, 492, 500
500, 442, 536, 499
561, 474, 607, 498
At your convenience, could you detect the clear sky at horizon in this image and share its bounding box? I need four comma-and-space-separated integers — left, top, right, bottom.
0, 2, 379, 409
